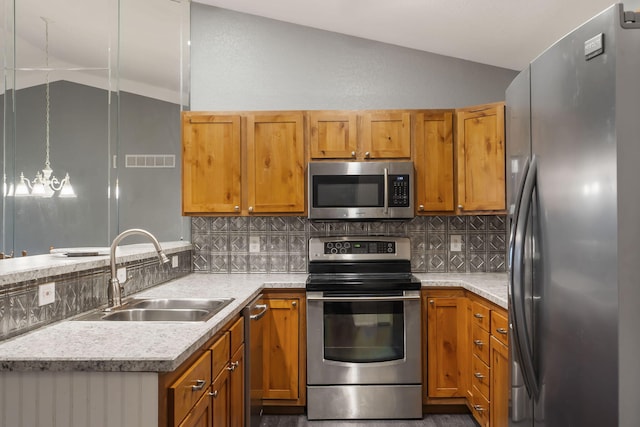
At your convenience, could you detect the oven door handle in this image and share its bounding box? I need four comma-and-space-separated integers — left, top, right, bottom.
383, 167, 389, 215
307, 294, 420, 302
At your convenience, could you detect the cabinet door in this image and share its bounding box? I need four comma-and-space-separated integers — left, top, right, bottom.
229, 344, 245, 427
178, 389, 213, 427
425, 296, 468, 397
414, 110, 454, 212
361, 112, 411, 159
182, 113, 241, 214
211, 367, 231, 427
263, 297, 300, 400
455, 102, 506, 212
490, 336, 509, 427
309, 112, 358, 159
247, 113, 305, 214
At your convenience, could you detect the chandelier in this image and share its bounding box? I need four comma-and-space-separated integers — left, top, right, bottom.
14, 17, 76, 198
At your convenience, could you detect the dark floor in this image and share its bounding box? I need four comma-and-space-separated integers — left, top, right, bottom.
260, 414, 479, 427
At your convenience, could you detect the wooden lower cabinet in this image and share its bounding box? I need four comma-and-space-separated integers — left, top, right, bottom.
262, 291, 306, 407
423, 289, 509, 427
162, 316, 245, 427
423, 289, 468, 401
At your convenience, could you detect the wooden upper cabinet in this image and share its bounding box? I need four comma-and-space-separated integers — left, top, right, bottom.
247, 113, 306, 214
182, 113, 242, 215
361, 111, 411, 159
414, 110, 454, 213
455, 102, 506, 212
309, 111, 358, 159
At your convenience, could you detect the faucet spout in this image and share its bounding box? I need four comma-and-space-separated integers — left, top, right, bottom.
108, 228, 170, 309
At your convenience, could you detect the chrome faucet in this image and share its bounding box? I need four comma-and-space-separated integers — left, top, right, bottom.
108, 228, 170, 309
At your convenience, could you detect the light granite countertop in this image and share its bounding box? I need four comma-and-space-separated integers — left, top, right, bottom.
0, 272, 507, 373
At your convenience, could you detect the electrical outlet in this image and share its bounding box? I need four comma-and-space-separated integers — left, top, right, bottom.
117, 267, 127, 283
38, 282, 55, 306
450, 235, 463, 252
172, 255, 179, 268
249, 236, 261, 253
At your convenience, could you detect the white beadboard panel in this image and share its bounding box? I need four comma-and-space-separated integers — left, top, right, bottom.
0, 372, 159, 427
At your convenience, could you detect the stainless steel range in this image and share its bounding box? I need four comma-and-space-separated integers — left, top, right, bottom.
306, 236, 422, 420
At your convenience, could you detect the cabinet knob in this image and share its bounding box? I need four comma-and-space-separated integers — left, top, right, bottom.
234, 205, 240, 212
292, 301, 297, 307
473, 405, 485, 413
351, 151, 356, 157
418, 205, 424, 212
474, 339, 485, 347
429, 300, 434, 305
209, 390, 219, 398
474, 372, 485, 379
365, 151, 370, 158
474, 313, 485, 319
248, 206, 254, 213
458, 204, 464, 210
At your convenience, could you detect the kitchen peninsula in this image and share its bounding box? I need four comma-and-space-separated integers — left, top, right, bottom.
0, 244, 506, 426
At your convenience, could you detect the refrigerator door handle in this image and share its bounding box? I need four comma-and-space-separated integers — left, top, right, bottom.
510, 155, 540, 399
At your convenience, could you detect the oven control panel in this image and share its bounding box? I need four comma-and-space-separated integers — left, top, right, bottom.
324, 240, 395, 255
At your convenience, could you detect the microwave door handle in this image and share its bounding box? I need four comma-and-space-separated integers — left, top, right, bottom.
384, 167, 389, 214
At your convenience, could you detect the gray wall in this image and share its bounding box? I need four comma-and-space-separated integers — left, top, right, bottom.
191, 5, 518, 111
4, 81, 184, 255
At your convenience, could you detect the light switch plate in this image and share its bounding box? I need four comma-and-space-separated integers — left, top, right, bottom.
172, 255, 179, 268
38, 282, 56, 306
249, 236, 261, 253
450, 235, 463, 252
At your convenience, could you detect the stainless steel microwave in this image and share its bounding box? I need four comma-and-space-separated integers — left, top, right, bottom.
308, 161, 414, 220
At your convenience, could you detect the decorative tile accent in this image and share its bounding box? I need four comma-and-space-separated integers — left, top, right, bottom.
190, 215, 508, 275
0, 250, 192, 341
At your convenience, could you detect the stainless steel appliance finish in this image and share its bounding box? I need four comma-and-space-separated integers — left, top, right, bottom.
243, 295, 268, 427
506, 4, 640, 426
306, 236, 422, 420
307, 161, 414, 219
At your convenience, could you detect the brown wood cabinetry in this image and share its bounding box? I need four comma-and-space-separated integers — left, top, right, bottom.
247, 113, 306, 214
182, 113, 241, 215
423, 289, 468, 401
161, 316, 245, 427
455, 102, 506, 213
262, 291, 306, 407
181, 112, 306, 216
423, 290, 509, 426
309, 110, 411, 160
413, 110, 455, 213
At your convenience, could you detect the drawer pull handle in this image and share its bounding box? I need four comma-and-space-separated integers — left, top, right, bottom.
496, 327, 508, 335
474, 339, 484, 347
192, 379, 206, 391
209, 390, 219, 398
473, 405, 485, 413
227, 361, 240, 372
474, 313, 485, 319
474, 372, 485, 379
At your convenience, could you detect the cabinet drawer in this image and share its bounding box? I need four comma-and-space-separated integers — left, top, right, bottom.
471, 387, 490, 427
491, 310, 509, 346
229, 316, 244, 356
471, 354, 490, 400
472, 324, 490, 365
169, 350, 212, 426
211, 332, 230, 379
471, 301, 491, 332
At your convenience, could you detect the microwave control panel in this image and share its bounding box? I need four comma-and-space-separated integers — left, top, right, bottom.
389, 175, 410, 207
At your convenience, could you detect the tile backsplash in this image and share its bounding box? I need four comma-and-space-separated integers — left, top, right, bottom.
0, 250, 192, 342
191, 215, 507, 274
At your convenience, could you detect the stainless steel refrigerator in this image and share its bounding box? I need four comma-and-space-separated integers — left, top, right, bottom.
506, 3, 640, 426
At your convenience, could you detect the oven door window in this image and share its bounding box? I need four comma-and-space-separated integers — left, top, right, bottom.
323, 300, 404, 363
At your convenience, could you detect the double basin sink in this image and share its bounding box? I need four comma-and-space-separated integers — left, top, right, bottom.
76, 297, 234, 322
